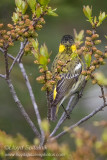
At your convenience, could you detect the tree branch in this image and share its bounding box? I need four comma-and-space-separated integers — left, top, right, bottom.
0, 74, 6, 79
49, 84, 107, 141
19, 62, 45, 145
3, 47, 9, 79
100, 85, 106, 105
9, 40, 28, 73
50, 102, 107, 141
6, 78, 41, 139
0, 47, 15, 61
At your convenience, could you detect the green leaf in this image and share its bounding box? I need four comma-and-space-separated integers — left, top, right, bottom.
97, 12, 107, 27
39, 55, 48, 65
83, 6, 93, 24
40, 44, 49, 58
12, 12, 19, 23
47, 7, 58, 16
36, 6, 43, 18
21, 1, 28, 14
38, 0, 50, 6
32, 39, 39, 50
27, 0, 36, 13
84, 53, 91, 68
74, 29, 84, 44
15, 0, 22, 10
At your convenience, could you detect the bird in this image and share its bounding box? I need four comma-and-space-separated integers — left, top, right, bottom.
48, 35, 84, 121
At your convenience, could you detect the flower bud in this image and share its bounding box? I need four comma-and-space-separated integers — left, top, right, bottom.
87, 70, 91, 75
99, 58, 104, 64
81, 70, 87, 76
96, 50, 103, 55
85, 41, 93, 47
0, 23, 3, 29
90, 66, 95, 72
86, 30, 92, 35
104, 52, 107, 58
36, 75, 45, 83
96, 65, 99, 68
34, 60, 39, 64
92, 47, 97, 52
7, 24, 13, 29
92, 79, 97, 84
86, 37, 92, 41
91, 34, 99, 40
57, 60, 65, 66
94, 54, 99, 59
92, 60, 98, 65
94, 40, 101, 45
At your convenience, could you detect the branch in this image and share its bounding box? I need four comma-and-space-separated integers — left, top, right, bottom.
0, 47, 15, 61
19, 62, 45, 145
0, 47, 44, 143
0, 74, 6, 79
6, 78, 41, 139
9, 40, 28, 73
50, 95, 75, 137
100, 85, 106, 105
50, 102, 107, 141
3, 47, 9, 79
50, 80, 87, 137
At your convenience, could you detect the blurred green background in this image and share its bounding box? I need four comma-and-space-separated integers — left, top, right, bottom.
0, 0, 107, 145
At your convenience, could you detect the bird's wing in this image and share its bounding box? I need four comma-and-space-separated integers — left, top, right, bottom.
52, 60, 82, 106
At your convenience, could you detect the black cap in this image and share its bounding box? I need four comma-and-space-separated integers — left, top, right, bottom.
61, 35, 74, 45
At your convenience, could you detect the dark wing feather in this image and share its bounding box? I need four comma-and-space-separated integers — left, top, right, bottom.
51, 59, 82, 106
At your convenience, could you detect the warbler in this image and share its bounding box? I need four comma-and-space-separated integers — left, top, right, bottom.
48, 35, 84, 121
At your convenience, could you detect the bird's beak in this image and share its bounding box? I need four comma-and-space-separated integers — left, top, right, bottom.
66, 41, 69, 46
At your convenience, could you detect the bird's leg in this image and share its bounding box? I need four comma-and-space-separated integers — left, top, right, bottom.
75, 91, 83, 99
61, 104, 70, 119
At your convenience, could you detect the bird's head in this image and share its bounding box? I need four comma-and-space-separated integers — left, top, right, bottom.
59, 35, 76, 53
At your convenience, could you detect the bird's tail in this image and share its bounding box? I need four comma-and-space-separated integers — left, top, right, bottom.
50, 105, 57, 121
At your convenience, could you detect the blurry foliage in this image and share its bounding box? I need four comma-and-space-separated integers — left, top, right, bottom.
0, 1, 107, 159
1, 120, 107, 159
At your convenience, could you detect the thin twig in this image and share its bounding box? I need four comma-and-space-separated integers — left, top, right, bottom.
3, 47, 9, 79
19, 62, 45, 145
9, 40, 28, 73
1, 47, 43, 142
50, 102, 107, 141
6, 78, 41, 139
50, 95, 75, 137
100, 85, 106, 105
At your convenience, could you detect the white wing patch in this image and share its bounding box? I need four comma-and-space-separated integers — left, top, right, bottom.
74, 63, 82, 71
